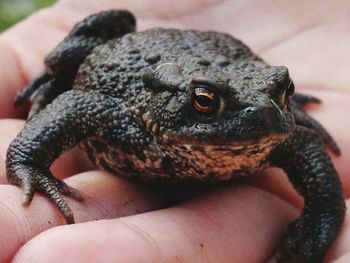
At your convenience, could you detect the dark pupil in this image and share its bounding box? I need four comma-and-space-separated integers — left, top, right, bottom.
196, 94, 214, 107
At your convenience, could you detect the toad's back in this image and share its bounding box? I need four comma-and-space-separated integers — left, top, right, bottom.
74, 28, 260, 97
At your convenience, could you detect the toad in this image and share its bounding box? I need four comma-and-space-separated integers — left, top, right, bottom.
6, 10, 345, 263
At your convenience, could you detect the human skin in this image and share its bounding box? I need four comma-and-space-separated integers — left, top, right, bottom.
0, 0, 349, 262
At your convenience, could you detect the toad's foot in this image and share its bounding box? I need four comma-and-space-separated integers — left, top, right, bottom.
8, 165, 83, 224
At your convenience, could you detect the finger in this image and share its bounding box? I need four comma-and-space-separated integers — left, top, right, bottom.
0, 8, 65, 118
12, 185, 298, 263
0, 4, 99, 118
242, 169, 304, 210
332, 254, 350, 263
261, 21, 350, 93
0, 171, 164, 262
0, 119, 94, 184
0, 0, 150, 118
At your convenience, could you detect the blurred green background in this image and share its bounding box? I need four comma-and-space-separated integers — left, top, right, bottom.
0, 0, 55, 32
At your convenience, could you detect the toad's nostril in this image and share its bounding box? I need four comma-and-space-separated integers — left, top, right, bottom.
242, 106, 258, 118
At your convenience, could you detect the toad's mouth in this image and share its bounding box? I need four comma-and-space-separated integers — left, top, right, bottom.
184, 134, 288, 150
159, 130, 290, 152
142, 109, 294, 150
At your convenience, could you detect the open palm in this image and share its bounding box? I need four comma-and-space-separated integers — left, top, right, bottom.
0, 1, 349, 262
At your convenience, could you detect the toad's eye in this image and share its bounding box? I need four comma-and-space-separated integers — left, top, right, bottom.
192, 87, 220, 114
286, 81, 295, 97
278, 81, 295, 106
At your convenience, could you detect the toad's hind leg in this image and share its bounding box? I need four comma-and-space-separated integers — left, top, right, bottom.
15, 10, 136, 119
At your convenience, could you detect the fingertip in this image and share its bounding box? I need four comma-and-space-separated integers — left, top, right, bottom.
0, 4, 93, 119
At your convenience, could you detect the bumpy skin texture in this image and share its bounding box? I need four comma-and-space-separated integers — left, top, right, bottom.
6, 10, 345, 263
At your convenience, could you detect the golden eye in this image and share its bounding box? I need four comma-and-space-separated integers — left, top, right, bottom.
286, 81, 295, 97
278, 81, 295, 106
192, 87, 220, 114
278, 90, 287, 106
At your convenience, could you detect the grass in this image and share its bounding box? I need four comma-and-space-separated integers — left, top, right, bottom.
0, 0, 55, 32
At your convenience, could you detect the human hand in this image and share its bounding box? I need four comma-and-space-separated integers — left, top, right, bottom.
0, 0, 349, 262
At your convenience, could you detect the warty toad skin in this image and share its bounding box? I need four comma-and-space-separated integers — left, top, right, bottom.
6, 10, 345, 263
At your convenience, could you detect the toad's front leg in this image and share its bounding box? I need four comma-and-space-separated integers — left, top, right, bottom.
270, 126, 345, 263
6, 90, 129, 223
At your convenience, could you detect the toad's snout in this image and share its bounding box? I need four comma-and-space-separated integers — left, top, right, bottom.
240, 103, 294, 134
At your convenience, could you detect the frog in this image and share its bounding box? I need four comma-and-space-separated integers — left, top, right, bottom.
5, 9, 345, 263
